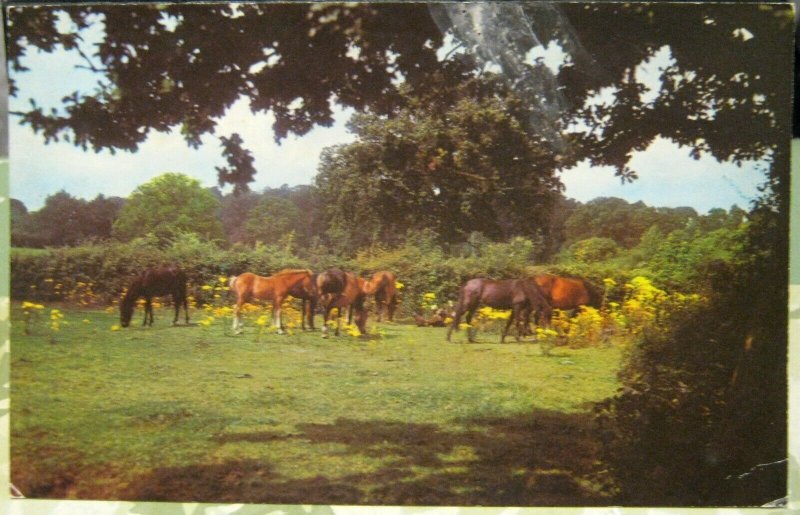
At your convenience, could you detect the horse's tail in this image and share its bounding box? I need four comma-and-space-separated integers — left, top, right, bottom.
229, 275, 239, 291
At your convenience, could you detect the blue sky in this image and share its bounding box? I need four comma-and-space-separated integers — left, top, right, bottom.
9, 17, 766, 213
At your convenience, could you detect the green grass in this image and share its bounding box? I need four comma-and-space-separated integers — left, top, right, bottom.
10, 303, 624, 505
11, 247, 51, 256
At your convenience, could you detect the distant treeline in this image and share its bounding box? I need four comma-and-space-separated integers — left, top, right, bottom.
11, 173, 747, 266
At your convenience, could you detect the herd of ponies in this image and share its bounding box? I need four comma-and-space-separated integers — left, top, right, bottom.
118, 265, 601, 342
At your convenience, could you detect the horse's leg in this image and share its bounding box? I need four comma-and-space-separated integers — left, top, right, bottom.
308, 297, 317, 330
173, 294, 180, 325
321, 303, 334, 339
464, 307, 478, 343
347, 305, 353, 325
526, 307, 535, 337
356, 306, 367, 336
374, 293, 383, 323
273, 296, 284, 335
232, 298, 243, 335
501, 308, 516, 343
514, 305, 528, 342
387, 296, 397, 322
301, 299, 308, 330
354, 296, 367, 336
540, 304, 553, 328
447, 306, 464, 342
518, 306, 531, 340
335, 306, 342, 336
143, 297, 151, 326
183, 295, 189, 324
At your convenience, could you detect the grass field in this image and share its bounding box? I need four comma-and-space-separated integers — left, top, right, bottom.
10, 302, 624, 506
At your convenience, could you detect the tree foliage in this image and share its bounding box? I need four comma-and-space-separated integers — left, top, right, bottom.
111, 173, 224, 242
8, 3, 792, 195
316, 77, 563, 253
8, 2, 445, 191
242, 196, 300, 247
564, 197, 699, 248
11, 192, 124, 247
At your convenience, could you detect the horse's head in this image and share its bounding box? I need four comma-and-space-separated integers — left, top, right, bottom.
120, 296, 135, 327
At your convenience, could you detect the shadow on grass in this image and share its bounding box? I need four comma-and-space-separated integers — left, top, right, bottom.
112, 409, 607, 506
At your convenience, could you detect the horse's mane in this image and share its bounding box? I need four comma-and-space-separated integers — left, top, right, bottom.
275, 268, 312, 276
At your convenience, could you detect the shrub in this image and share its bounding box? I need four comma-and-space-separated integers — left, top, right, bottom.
569, 237, 620, 263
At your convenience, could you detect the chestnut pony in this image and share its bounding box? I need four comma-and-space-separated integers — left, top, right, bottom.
447, 278, 551, 343
530, 274, 602, 324
229, 269, 313, 334
316, 268, 368, 338
120, 266, 189, 327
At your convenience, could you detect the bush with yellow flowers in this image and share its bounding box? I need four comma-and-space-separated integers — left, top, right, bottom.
21, 301, 45, 335
48, 308, 66, 343
536, 276, 705, 350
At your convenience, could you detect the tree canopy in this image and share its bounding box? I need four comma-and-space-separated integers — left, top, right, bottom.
11, 192, 124, 247
111, 173, 224, 242
316, 76, 563, 252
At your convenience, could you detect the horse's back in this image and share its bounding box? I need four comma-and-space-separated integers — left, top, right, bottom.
141, 266, 187, 296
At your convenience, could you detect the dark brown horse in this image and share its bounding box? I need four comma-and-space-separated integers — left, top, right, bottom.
229, 269, 313, 334
317, 268, 368, 338
364, 271, 398, 322
120, 266, 189, 327
285, 272, 318, 330
447, 278, 551, 343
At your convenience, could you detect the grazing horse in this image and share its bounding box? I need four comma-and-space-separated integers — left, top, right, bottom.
229, 269, 313, 334
364, 271, 398, 322
530, 274, 602, 325
120, 266, 189, 328
317, 268, 368, 338
447, 278, 551, 343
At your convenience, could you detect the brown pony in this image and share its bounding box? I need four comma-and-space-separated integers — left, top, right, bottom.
447, 278, 551, 343
316, 268, 368, 338
120, 266, 189, 327
531, 274, 602, 324
363, 271, 398, 322
229, 269, 313, 334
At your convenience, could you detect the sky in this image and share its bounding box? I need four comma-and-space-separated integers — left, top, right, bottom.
9, 12, 767, 214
